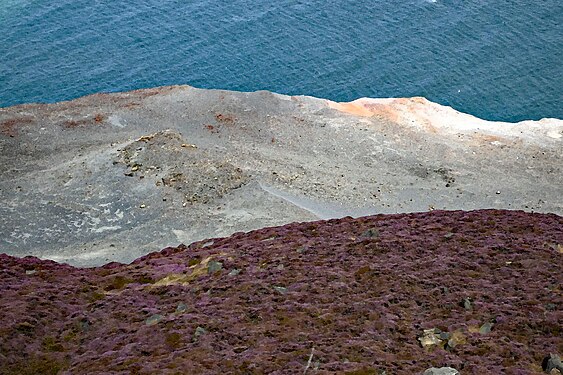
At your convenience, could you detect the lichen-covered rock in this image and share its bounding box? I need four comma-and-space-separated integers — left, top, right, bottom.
0, 209, 561, 374
419, 328, 445, 350
543, 353, 563, 373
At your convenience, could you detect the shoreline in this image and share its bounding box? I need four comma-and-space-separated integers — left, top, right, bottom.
3, 84, 563, 125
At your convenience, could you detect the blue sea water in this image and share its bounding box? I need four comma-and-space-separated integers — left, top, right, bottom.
0, 0, 561, 122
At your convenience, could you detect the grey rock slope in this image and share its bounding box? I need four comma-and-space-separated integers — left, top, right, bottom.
1, 85, 561, 266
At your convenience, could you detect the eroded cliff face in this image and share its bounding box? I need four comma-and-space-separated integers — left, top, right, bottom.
0, 85, 561, 265
328, 96, 563, 143
1, 210, 561, 374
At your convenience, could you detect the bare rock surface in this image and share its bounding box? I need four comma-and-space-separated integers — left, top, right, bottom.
0, 210, 561, 374
0, 86, 562, 265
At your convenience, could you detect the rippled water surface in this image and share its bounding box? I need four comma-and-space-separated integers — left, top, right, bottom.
1, 0, 561, 121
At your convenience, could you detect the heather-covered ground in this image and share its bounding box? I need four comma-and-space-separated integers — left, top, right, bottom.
1, 209, 562, 374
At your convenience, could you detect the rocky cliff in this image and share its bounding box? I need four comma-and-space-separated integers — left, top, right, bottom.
1, 86, 561, 266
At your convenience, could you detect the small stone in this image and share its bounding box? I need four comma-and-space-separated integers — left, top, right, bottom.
462, 297, 472, 310
542, 353, 563, 373
273, 286, 287, 294
131, 165, 139, 171
193, 326, 207, 340
228, 269, 241, 276
496, 190, 501, 194
479, 322, 494, 334
423, 367, 459, 375
25, 270, 36, 275
276, 264, 284, 271
207, 261, 223, 274
139, 204, 146, 208
145, 314, 163, 326
175, 303, 187, 313
201, 241, 214, 248
418, 329, 444, 349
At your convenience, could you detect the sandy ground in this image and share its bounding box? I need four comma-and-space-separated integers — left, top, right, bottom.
1, 85, 561, 266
